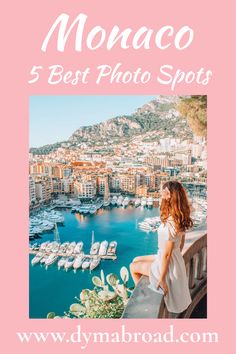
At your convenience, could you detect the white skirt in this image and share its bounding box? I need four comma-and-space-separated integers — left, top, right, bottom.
149, 249, 192, 313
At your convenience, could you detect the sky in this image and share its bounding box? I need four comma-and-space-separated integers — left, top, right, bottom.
29, 95, 156, 147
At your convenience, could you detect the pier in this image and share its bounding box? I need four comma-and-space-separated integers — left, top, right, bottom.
29, 249, 117, 260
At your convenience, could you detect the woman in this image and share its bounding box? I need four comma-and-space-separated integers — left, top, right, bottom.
130, 181, 193, 313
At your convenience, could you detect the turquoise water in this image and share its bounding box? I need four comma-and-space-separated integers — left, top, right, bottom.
29, 206, 159, 318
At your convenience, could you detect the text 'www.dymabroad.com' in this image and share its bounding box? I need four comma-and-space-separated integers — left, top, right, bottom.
17, 324, 219, 349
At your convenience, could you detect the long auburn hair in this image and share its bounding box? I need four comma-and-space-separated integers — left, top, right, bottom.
160, 181, 193, 232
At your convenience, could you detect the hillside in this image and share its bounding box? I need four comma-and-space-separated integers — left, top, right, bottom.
30, 96, 193, 154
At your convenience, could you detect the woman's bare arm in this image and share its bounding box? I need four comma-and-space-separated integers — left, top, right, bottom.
180, 233, 185, 252
159, 240, 174, 282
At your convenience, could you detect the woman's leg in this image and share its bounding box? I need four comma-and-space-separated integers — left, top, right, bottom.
132, 255, 156, 263
130, 260, 152, 285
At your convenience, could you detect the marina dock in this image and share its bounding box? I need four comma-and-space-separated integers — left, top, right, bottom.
29, 249, 117, 260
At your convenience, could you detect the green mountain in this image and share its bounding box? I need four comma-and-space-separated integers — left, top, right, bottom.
30, 96, 193, 155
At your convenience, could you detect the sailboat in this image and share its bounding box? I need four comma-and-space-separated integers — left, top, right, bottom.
90, 257, 101, 271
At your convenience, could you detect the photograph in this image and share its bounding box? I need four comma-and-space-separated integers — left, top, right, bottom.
29, 95, 207, 319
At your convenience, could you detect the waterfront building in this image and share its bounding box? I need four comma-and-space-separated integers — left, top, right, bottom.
29, 176, 36, 206
97, 175, 109, 196
119, 174, 136, 194
51, 178, 62, 194
74, 179, 97, 199
136, 185, 148, 197
35, 177, 52, 203
62, 178, 74, 194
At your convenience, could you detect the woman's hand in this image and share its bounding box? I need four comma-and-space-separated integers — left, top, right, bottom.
157, 279, 168, 296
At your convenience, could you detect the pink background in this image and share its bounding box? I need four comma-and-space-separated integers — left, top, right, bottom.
1, 0, 235, 352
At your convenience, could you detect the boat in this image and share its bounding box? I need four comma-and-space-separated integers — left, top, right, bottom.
79, 205, 91, 214
111, 196, 118, 206
64, 256, 75, 271
51, 242, 60, 253
122, 197, 129, 207
31, 252, 44, 266
117, 196, 124, 207
147, 197, 153, 208
90, 257, 101, 271
82, 259, 91, 270
98, 240, 108, 256
141, 197, 147, 207
90, 242, 100, 255
74, 242, 83, 254
66, 242, 76, 256
45, 253, 58, 267
106, 241, 117, 256
103, 199, 110, 207
58, 257, 67, 269
59, 242, 69, 253
39, 241, 50, 251
40, 255, 48, 264
45, 242, 54, 253
31, 242, 40, 251
73, 255, 84, 271
89, 205, 98, 214
134, 198, 141, 207
41, 221, 55, 231
138, 216, 161, 232
138, 222, 153, 232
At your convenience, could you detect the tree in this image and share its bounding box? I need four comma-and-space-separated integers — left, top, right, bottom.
177, 96, 207, 137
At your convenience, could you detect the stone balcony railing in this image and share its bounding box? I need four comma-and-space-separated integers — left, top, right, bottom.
122, 230, 207, 319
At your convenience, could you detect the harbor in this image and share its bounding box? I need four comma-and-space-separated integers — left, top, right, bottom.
30, 238, 117, 272
29, 195, 159, 240
29, 195, 207, 318
29, 189, 206, 239
29, 206, 159, 318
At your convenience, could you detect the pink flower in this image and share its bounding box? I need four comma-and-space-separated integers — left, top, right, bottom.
161, 187, 171, 200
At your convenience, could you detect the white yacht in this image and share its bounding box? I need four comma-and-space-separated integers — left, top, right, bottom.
89, 205, 98, 214
111, 196, 118, 206
66, 242, 76, 256
90, 242, 100, 255
106, 241, 117, 256
147, 197, 153, 208
40, 255, 48, 264
138, 216, 161, 232
103, 199, 110, 207
117, 196, 124, 207
59, 242, 69, 253
31, 252, 44, 266
73, 255, 84, 271
82, 259, 91, 270
58, 257, 67, 269
135, 198, 141, 207
79, 205, 91, 214
41, 221, 54, 231
141, 197, 147, 207
74, 242, 83, 254
64, 256, 75, 271
45, 253, 58, 267
138, 222, 153, 232
98, 240, 108, 256
39, 241, 50, 251
90, 257, 100, 271
51, 242, 60, 253
122, 197, 129, 207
